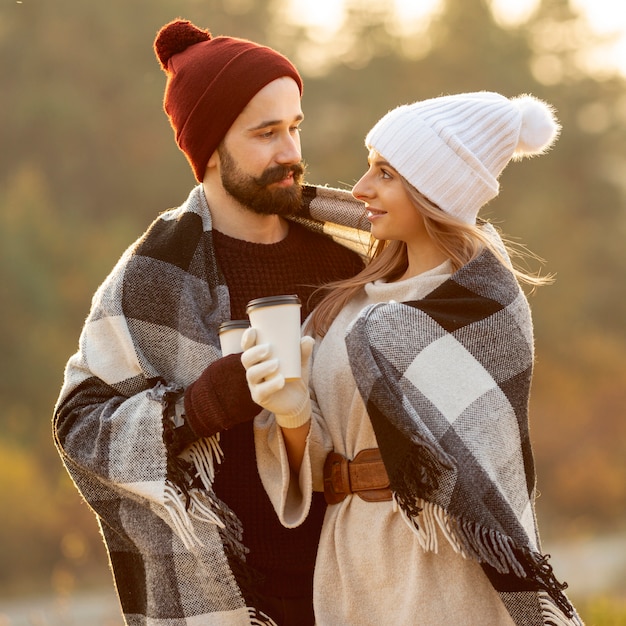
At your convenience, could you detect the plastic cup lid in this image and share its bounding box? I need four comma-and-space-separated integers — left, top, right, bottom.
246, 294, 301, 313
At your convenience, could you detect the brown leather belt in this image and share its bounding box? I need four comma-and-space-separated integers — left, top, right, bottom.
323, 448, 392, 504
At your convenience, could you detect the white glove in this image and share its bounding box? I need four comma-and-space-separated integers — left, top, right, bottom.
241, 328, 314, 429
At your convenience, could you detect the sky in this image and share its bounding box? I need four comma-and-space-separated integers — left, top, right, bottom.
285, 0, 626, 77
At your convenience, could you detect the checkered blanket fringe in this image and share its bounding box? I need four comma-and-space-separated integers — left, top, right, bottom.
157, 382, 276, 622
152, 184, 371, 552
346, 247, 583, 626
153, 382, 230, 547
53, 183, 368, 625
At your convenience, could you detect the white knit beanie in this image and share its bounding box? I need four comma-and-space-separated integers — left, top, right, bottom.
365, 91, 561, 224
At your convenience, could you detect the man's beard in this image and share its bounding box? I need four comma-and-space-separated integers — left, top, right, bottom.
218, 145, 305, 217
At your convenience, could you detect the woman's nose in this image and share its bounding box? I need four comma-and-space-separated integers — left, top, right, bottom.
352, 172, 373, 200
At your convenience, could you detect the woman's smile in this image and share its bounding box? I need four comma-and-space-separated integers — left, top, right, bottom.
366, 206, 387, 221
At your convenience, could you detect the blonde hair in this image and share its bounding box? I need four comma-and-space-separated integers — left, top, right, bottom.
306, 179, 552, 337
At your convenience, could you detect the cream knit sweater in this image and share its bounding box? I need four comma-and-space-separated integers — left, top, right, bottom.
254, 262, 516, 626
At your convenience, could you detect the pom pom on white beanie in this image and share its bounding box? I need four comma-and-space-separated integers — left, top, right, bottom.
365, 91, 561, 224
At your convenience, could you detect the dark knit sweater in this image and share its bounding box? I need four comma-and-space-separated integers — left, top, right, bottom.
192, 221, 363, 598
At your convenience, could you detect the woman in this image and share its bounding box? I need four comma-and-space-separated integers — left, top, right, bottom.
242, 92, 583, 625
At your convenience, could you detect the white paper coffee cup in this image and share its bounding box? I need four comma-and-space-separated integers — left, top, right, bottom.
246, 295, 302, 380
218, 320, 251, 356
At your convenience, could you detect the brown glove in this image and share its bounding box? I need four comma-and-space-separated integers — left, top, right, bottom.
183, 353, 261, 440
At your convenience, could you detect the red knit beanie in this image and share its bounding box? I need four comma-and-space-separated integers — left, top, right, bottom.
154, 19, 303, 182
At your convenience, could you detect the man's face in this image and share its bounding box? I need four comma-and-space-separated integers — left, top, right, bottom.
216, 77, 305, 216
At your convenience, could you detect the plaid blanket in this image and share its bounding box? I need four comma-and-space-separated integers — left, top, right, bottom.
345, 247, 583, 626
53, 183, 369, 625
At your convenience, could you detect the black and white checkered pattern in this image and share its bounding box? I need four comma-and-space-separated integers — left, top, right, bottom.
53, 183, 368, 625
346, 248, 583, 626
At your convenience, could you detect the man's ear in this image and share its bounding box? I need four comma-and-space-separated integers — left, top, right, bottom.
207, 148, 220, 169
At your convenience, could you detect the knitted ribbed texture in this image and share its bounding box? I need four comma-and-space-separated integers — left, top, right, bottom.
154, 19, 303, 182
366, 92, 560, 224
210, 222, 363, 597
213, 223, 363, 320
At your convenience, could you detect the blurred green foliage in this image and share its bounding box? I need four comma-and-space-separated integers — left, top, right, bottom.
1, 0, 625, 617
579, 596, 626, 626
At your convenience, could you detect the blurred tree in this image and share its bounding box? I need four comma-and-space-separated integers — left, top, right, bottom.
0, 0, 289, 227
1, 0, 625, 600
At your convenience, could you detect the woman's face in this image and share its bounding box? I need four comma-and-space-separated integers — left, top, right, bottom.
352, 149, 428, 244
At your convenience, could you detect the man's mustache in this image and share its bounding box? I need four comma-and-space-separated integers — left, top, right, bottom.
255, 162, 305, 186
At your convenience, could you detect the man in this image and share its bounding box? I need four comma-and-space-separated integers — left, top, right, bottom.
53, 19, 366, 626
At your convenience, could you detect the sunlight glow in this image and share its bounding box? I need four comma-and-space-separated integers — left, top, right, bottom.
393, 0, 441, 23
285, 0, 626, 77
571, 0, 626, 77
489, 0, 540, 27
391, 0, 442, 38
285, 0, 344, 29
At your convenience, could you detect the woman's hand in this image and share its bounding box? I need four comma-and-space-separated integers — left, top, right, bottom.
241, 328, 314, 429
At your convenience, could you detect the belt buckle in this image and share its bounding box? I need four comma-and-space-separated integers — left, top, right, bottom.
323, 452, 350, 505
349, 449, 392, 502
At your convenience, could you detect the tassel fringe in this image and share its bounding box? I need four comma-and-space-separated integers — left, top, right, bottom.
539, 591, 585, 626
163, 483, 204, 549
247, 607, 278, 626
185, 434, 224, 487
162, 433, 246, 552
397, 498, 579, 624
